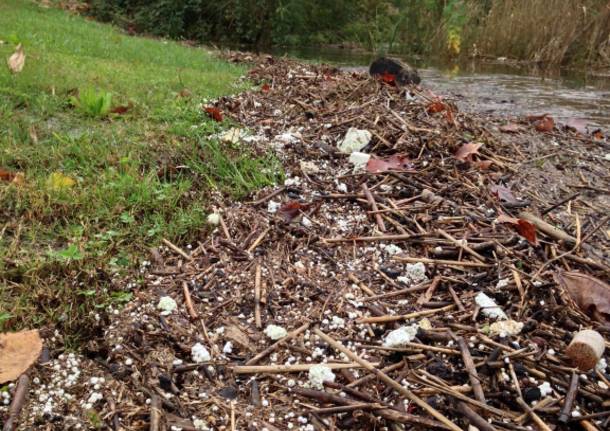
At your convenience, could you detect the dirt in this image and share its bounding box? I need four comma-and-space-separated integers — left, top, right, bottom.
2, 52, 609, 431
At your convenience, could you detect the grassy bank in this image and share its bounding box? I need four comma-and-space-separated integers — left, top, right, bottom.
0, 0, 281, 342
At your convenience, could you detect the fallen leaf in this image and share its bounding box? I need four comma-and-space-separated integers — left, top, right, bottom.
499, 122, 524, 133
224, 325, 254, 352
0, 329, 43, 383
278, 201, 309, 222
455, 143, 482, 161
7, 43, 25, 74
564, 118, 589, 135
427, 101, 447, 114
366, 154, 412, 173
527, 114, 555, 132
47, 172, 75, 190
472, 160, 493, 170
110, 102, 132, 115
204, 106, 223, 122
0, 168, 16, 182
178, 88, 192, 98
490, 184, 519, 204
592, 129, 605, 141
554, 271, 610, 323
497, 214, 538, 245
261, 83, 270, 93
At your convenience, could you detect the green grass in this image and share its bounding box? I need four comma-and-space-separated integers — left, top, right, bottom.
0, 0, 282, 341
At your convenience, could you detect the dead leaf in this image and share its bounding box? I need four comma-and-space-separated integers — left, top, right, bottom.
0, 329, 43, 383
499, 122, 524, 133
427, 101, 447, 114
224, 324, 255, 352
110, 102, 133, 115
0, 168, 16, 182
7, 43, 25, 74
527, 114, 555, 132
366, 154, 412, 173
490, 184, 519, 204
554, 271, 610, 323
47, 172, 75, 190
455, 143, 482, 161
473, 160, 493, 170
592, 129, 605, 142
564, 118, 589, 135
278, 201, 309, 222
204, 106, 223, 122
29, 126, 38, 144
261, 83, 270, 93
497, 214, 538, 245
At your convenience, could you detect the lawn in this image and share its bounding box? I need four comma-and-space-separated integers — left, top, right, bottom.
0, 0, 281, 342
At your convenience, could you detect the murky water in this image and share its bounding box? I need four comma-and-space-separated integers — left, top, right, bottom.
270, 46, 610, 130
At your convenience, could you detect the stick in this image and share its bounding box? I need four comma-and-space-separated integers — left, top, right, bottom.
362, 183, 386, 232
162, 238, 191, 260
313, 329, 462, 431
456, 337, 486, 404
150, 395, 162, 431
246, 227, 271, 253
323, 233, 416, 243
518, 212, 576, 244
559, 372, 579, 423
3, 374, 29, 431
417, 276, 441, 305
448, 286, 466, 312
346, 362, 403, 388
219, 215, 232, 240
254, 264, 262, 328
456, 401, 497, 431
362, 283, 429, 302
394, 256, 491, 268
516, 397, 553, 431
182, 282, 198, 320
437, 229, 487, 262
245, 322, 310, 365
233, 362, 378, 374
358, 305, 455, 323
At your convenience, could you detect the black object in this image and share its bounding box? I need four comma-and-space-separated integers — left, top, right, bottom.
369, 57, 421, 85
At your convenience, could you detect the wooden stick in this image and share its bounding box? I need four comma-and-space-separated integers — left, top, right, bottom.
246, 227, 271, 253
417, 276, 441, 305
254, 264, 262, 328
150, 395, 162, 431
437, 229, 487, 262
519, 212, 576, 244
559, 372, 579, 423
358, 305, 455, 323
313, 328, 462, 431
362, 183, 386, 232
219, 215, 231, 240
346, 362, 403, 388
516, 397, 553, 431
233, 362, 378, 374
394, 256, 491, 268
323, 233, 416, 243
448, 286, 466, 312
182, 282, 198, 320
456, 337, 486, 404
245, 322, 310, 365
348, 273, 375, 296
162, 238, 191, 260
362, 283, 429, 302
2, 374, 29, 431
457, 401, 498, 431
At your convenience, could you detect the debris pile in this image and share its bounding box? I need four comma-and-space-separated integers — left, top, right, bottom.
2, 52, 609, 430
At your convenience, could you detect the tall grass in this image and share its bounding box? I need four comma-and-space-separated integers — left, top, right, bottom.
470, 0, 610, 65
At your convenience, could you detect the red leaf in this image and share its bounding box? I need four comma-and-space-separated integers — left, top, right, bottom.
261, 83, 270, 93
497, 214, 538, 245
204, 106, 223, 122
455, 143, 482, 161
499, 122, 524, 133
490, 184, 518, 204
111, 105, 130, 115
278, 201, 310, 222
380, 72, 396, 85
593, 129, 605, 141
366, 154, 412, 173
473, 160, 493, 170
427, 101, 447, 114
527, 114, 555, 132
0, 168, 16, 182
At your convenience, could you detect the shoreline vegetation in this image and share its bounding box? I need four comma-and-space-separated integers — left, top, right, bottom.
87, 0, 610, 67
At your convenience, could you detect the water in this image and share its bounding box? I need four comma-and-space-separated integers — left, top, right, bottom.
270, 46, 610, 130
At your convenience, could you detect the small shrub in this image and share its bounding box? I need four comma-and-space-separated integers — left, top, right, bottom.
70, 88, 112, 117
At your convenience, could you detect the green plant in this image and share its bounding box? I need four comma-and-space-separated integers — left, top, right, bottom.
70, 87, 113, 117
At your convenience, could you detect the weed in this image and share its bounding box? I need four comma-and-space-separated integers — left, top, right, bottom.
70, 88, 113, 118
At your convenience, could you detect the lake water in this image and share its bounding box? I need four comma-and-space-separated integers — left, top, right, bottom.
270, 46, 610, 130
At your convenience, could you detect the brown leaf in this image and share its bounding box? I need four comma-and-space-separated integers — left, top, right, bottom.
278, 201, 309, 222
455, 143, 482, 161
110, 102, 133, 115
204, 106, 223, 122
426, 101, 447, 114
490, 184, 518, 204
261, 83, 270, 93
592, 129, 605, 142
554, 271, 610, 323
472, 160, 493, 170
499, 122, 524, 133
496, 214, 538, 245
7, 43, 25, 74
0, 329, 43, 383
0, 168, 16, 182
527, 114, 555, 132
366, 154, 412, 173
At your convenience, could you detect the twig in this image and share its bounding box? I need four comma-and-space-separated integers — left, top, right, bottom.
516, 397, 552, 431
233, 362, 378, 374
559, 372, 579, 423
162, 238, 191, 260
249, 186, 286, 205
219, 215, 232, 240
541, 192, 580, 215
313, 328, 462, 431
361, 183, 386, 232
150, 395, 162, 431
246, 227, 271, 253
456, 336, 486, 404
457, 401, 497, 431
2, 374, 29, 431
447, 286, 466, 312
518, 212, 576, 244
358, 305, 455, 323
394, 256, 492, 268
182, 282, 198, 320
254, 264, 262, 328
417, 276, 441, 305
437, 229, 487, 262
322, 233, 416, 243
